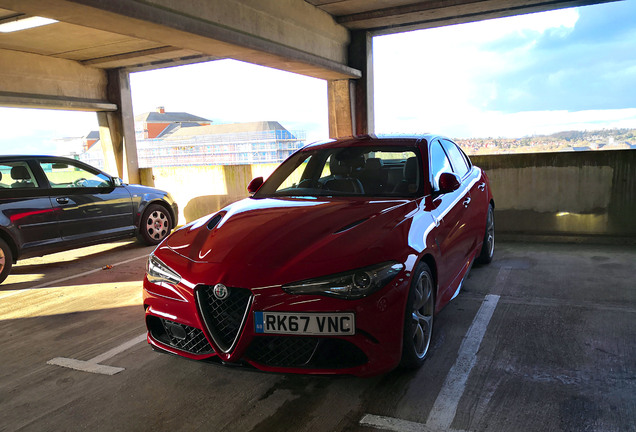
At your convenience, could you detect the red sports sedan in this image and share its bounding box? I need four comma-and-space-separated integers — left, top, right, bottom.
143, 135, 494, 377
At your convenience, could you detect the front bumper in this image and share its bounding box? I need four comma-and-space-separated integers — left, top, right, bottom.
143, 270, 411, 377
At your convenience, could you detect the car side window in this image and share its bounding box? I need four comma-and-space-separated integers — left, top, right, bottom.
0, 162, 39, 189
39, 160, 111, 188
429, 140, 452, 191
442, 139, 470, 179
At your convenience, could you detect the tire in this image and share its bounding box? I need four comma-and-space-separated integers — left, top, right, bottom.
0, 238, 14, 284
476, 204, 495, 264
400, 262, 435, 369
138, 204, 173, 245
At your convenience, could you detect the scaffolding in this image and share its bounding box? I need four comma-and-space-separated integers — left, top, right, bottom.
79, 129, 307, 169
137, 129, 305, 167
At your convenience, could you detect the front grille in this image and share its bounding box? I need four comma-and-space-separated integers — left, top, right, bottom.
247, 336, 368, 369
247, 336, 319, 367
196, 286, 253, 352
146, 315, 214, 355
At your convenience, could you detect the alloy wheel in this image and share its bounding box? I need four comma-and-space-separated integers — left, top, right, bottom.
486, 208, 495, 258
146, 210, 169, 241
410, 271, 434, 359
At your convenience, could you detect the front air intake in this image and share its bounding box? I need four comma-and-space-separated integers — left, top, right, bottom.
146, 315, 214, 355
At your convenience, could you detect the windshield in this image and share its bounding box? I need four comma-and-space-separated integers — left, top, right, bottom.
254, 146, 422, 198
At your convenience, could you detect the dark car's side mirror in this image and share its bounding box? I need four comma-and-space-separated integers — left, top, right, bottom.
247, 177, 264, 194
437, 172, 461, 194
113, 177, 123, 186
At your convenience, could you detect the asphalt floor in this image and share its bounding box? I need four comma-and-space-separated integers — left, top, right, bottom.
0, 240, 634, 431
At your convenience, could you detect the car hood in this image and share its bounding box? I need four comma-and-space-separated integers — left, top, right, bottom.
158, 197, 418, 288
124, 183, 170, 196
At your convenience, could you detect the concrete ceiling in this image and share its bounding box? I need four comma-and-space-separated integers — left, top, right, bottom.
0, 0, 617, 112
0, 0, 612, 75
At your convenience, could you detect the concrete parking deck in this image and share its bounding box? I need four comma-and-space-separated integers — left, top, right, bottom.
1, 240, 634, 431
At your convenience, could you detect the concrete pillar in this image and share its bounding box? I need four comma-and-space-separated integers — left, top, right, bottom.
97, 69, 140, 184
327, 31, 374, 138
328, 80, 354, 138
348, 31, 375, 135
97, 111, 123, 178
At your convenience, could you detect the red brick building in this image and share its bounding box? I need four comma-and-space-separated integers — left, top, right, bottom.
134, 106, 211, 139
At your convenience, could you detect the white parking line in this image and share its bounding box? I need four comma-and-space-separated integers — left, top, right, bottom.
0, 254, 149, 300
426, 294, 499, 429
47, 333, 147, 376
361, 266, 509, 431
360, 414, 438, 432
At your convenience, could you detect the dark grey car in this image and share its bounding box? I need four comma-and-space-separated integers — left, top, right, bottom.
0, 155, 178, 283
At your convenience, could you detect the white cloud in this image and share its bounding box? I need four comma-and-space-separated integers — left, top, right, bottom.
373, 3, 636, 138
376, 108, 636, 139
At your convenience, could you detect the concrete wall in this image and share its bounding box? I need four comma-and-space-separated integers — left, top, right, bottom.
140, 150, 635, 241
140, 164, 279, 224
472, 150, 636, 241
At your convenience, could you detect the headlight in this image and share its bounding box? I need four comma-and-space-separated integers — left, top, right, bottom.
282, 262, 404, 300
146, 254, 181, 285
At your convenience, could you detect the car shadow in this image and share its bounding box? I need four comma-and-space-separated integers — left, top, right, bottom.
1, 240, 154, 292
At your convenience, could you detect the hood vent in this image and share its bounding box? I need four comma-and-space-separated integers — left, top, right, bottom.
334, 218, 368, 234
207, 213, 225, 230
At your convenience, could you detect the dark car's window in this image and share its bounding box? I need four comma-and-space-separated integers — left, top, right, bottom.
442, 139, 470, 179
39, 160, 111, 188
256, 146, 422, 198
429, 140, 453, 191
0, 162, 39, 189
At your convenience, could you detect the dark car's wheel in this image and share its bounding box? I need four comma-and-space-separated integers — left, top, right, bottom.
0, 238, 14, 284
400, 262, 435, 369
138, 204, 173, 245
476, 204, 495, 264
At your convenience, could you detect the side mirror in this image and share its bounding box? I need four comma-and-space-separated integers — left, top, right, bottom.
437, 172, 461, 194
247, 177, 264, 194
113, 177, 123, 186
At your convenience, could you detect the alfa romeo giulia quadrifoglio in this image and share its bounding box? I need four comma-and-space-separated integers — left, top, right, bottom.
143, 135, 495, 377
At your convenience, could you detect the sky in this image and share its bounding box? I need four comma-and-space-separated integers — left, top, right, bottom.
373, 0, 636, 137
0, 0, 634, 155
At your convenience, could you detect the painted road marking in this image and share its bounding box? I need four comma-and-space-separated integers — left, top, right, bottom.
0, 254, 149, 300
426, 294, 499, 429
360, 414, 441, 432
47, 333, 147, 376
361, 266, 509, 431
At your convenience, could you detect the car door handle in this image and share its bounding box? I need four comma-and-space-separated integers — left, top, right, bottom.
56, 197, 69, 205
463, 197, 471, 208
478, 182, 486, 191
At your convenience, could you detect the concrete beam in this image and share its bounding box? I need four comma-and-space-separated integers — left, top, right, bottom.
0, 48, 113, 109
0, 91, 116, 111
1, 0, 361, 80
343, 0, 619, 34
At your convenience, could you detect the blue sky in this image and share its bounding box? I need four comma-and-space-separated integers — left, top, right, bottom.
0, 0, 635, 155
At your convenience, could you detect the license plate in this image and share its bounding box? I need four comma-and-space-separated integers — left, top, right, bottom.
254, 311, 355, 335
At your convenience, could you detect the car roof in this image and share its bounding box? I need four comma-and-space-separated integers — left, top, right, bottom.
303, 134, 441, 151
0, 155, 71, 161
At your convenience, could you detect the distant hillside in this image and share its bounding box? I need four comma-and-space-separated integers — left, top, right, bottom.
455, 128, 636, 155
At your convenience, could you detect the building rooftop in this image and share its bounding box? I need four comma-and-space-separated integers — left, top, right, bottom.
162, 121, 290, 139
135, 110, 211, 124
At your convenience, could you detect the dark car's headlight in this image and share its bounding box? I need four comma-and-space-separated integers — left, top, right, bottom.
146, 254, 181, 285
282, 262, 404, 300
